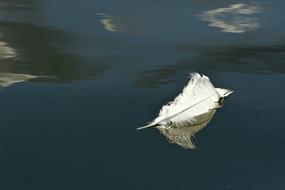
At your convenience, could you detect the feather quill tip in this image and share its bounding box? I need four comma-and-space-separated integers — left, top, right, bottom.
136, 123, 158, 130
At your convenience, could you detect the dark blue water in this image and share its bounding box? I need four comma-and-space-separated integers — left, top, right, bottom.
0, 0, 285, 189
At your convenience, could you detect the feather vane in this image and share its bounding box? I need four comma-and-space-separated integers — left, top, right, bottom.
138, 73, 233, 149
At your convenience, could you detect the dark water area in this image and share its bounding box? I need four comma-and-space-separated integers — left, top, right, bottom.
0, 0, 285, 189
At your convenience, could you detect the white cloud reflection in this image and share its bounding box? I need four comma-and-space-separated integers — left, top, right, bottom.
0, 41, 16, 59
199, 3, 262, 33
0, 73, 37, 89
97, 13, 125, 33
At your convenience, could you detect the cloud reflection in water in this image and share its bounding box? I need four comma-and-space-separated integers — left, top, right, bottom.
0, 73, 37, 89
0, 41, 16, 59
199, 3, 262, 33
97, 13, 126, 33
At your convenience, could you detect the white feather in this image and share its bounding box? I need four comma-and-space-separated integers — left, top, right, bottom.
215, 88, 234, 97
137, 72, 233, 149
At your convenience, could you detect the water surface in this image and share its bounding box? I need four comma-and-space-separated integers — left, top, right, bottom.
0, 0, 285, 189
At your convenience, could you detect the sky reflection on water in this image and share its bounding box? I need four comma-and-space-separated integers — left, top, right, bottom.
0, 0, 285, 85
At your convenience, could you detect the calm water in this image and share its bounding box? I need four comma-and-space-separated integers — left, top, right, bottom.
0, 0, 285, 189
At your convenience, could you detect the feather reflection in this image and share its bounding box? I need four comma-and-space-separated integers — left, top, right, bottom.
159, 109, 216, 149
199, 3, 261, 33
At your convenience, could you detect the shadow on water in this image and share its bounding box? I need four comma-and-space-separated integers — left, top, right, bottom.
0, 0, 37, 9
176, 42, 285, 74
131, 61, 187, 88
133, 42, 285, 87
0, 21, 110, 83
0, 0, 40, 24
